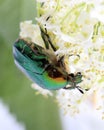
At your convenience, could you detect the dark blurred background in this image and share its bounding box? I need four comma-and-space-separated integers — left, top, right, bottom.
0, 0, 62, 130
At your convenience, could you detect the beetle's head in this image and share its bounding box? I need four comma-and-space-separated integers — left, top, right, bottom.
68, 72, 82, 84
66, 72, 84, 93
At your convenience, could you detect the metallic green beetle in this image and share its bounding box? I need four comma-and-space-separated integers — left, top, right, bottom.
13, 26, 84, 93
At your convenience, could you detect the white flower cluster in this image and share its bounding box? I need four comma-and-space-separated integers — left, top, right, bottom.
20, 0, 104, 118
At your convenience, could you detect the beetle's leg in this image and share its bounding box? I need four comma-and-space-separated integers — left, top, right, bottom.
63, 77, 84, 94
57, 54, 80, 70
68, 54, 80, 59
64, 83, 89, 94
58, 55, 64, 62
63, 85, 84, 94
63, 86, 72, 89
40, 26, 57, 51
40, 27, 49, 49
45, 32, 57, 51
76, 86, 84, 94
57, 55, 66, 69
21, 44, 27, 53
40, 15, 56, 51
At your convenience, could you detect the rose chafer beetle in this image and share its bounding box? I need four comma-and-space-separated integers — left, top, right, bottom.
13, 26, 85, 93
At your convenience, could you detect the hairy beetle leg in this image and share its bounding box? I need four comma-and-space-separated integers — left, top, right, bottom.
40, 26, 56, 51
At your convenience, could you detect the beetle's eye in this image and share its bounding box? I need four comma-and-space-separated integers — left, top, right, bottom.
68, 73, 74, 77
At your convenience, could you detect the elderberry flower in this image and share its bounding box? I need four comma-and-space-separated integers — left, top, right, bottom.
20, 0, 104, 118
